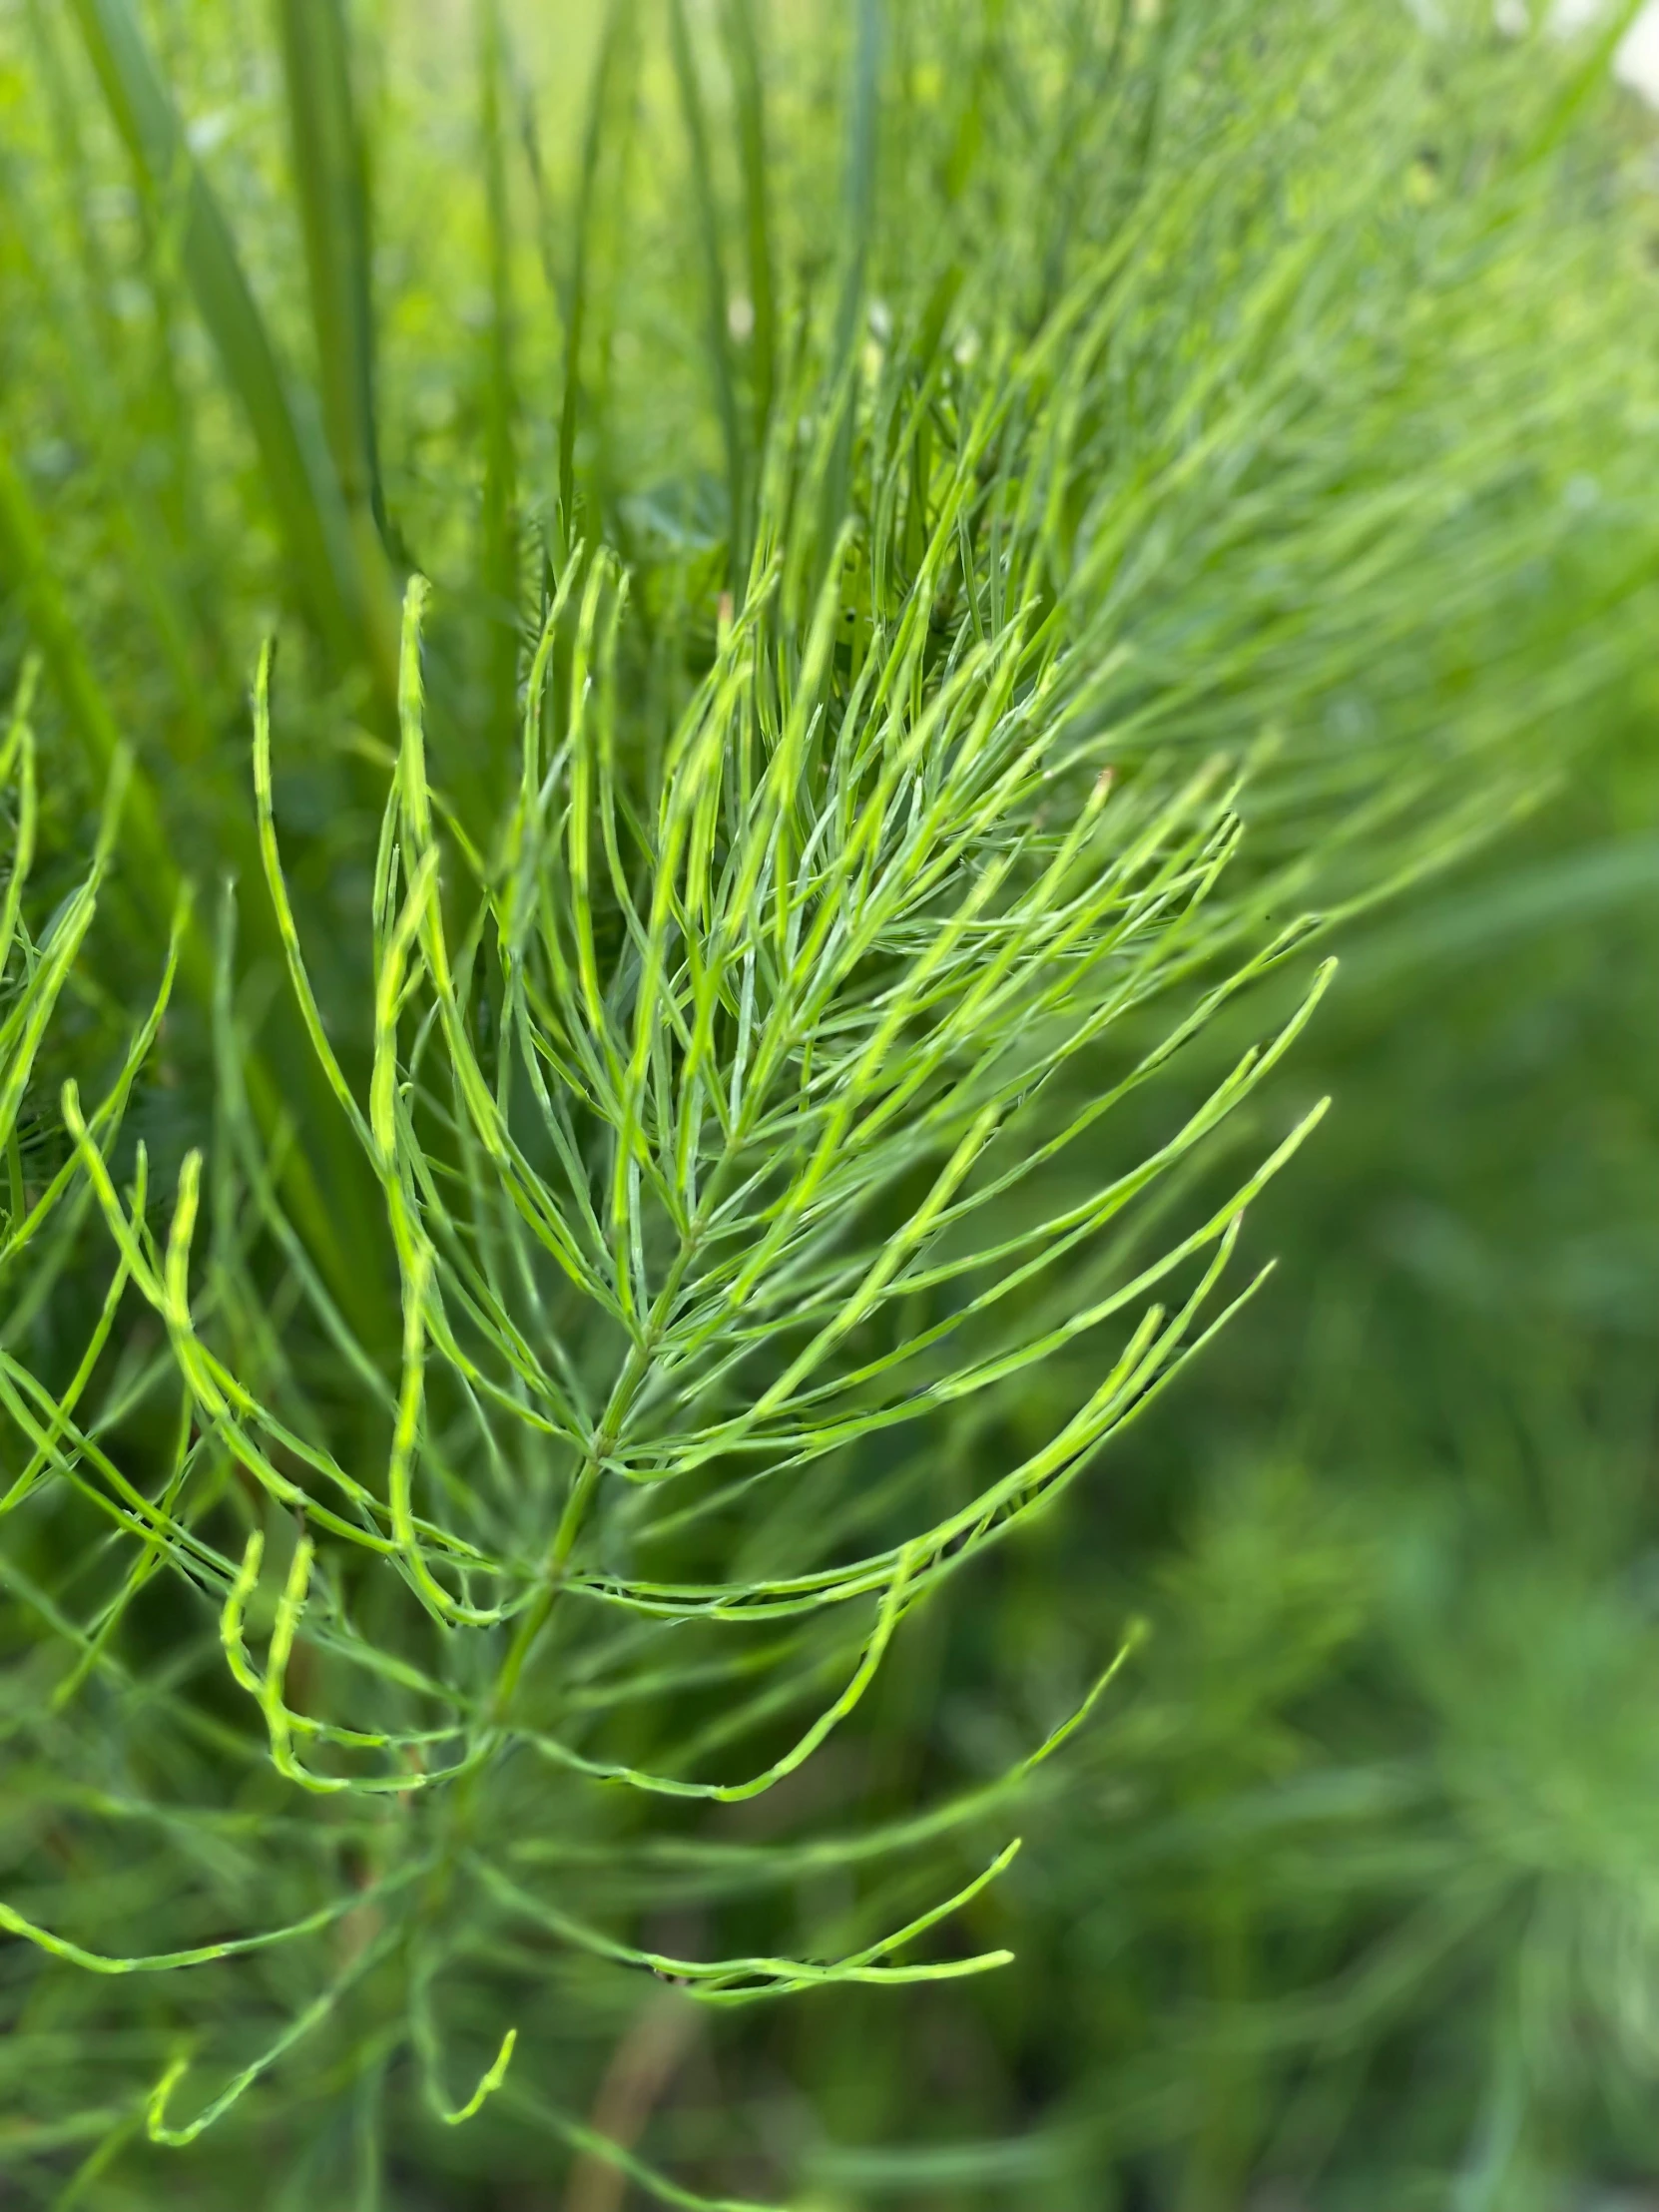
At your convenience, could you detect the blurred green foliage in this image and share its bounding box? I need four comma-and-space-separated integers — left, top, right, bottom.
2, 2, 1659, 2207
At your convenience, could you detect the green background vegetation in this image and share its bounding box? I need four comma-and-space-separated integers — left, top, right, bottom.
3, 2, 1659, 2206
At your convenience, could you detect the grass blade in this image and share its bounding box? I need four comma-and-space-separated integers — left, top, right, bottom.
274, 0, 388, 545
68, 0, 398, 698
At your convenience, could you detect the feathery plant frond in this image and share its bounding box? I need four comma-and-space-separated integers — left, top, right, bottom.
0, 660, 181, 1304
18, 364, 1334, 2185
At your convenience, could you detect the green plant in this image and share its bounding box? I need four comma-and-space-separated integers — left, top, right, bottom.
1, 2, 1657, 2206
3, 315, 1345, 2212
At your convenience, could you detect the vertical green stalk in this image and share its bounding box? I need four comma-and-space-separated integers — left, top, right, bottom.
832, 0, 883, 374
823, 0, 883, 564
478, 0, 520, 750
721, 0, 776, 485
273, 0, 387, 544
668, 0, 745, 585
557, 0, 638, 559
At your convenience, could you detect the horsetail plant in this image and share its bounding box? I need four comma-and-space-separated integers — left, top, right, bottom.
4, 343, 1339, 2200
